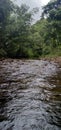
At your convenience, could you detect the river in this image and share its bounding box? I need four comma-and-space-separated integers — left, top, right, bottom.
0, 59, 61, 130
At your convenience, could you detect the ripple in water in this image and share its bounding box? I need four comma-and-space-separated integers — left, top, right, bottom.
0, 59, 61, 130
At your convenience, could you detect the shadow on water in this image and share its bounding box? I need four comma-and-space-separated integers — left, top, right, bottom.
0, 59, 61, 130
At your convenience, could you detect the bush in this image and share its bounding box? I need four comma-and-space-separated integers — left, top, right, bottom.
0, 48, 7, 58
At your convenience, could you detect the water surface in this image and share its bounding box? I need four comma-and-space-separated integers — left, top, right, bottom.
0, 59, 61, 130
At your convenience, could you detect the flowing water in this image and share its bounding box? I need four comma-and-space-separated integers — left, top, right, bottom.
0, 59, 61, 130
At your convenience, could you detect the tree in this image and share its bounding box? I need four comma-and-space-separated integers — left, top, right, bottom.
42, 0, 61, 48
0, 0, 14, 57
42, 0, 61, 18
0, 0, 35, 58
6, 4, 33, 58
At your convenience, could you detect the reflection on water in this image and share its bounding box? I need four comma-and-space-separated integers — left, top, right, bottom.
0, 59, 61, 130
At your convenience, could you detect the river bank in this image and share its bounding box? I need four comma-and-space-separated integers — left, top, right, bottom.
0, 56, 61, 64
40, 56, 61, 65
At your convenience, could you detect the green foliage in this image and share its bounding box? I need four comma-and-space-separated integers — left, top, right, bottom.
42, 0, 61, 18
41, 0, 61, 55
0, 48, 7, 58
0, 0, 14, 53
0, 0, 61, 58
0, 0, 33, 58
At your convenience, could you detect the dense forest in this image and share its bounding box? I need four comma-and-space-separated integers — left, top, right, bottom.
0, 0, 61, 58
